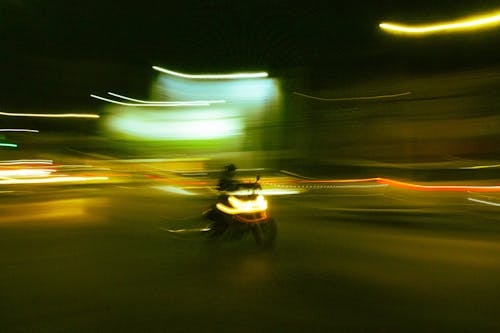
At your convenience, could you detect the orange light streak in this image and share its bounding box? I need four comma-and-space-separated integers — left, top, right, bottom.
376, 178, 500, 192
147, 174, 500, 192
273, 177, 500, 192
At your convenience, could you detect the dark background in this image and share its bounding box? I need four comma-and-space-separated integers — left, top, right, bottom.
2, 1, 500, 110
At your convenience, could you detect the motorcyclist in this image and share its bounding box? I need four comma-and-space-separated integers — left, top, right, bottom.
204, 163, 239, 235
217, 163, 239, 192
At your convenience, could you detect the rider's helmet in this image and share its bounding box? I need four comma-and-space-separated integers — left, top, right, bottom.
224, 163, 237, 174
217, 164, 238, 192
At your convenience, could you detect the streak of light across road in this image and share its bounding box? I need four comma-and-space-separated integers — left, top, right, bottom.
0, 160, 53, 165
460, 163, 500, 170
0, 169, 55, 177
90, 94, 210, 107
148, 175, 500, 192
375, 178, 500, 192
107, 92, 225, 105
152, 66, 269, 79
0, 129, 39, 133
0, 176, 109, 185
0, 111, 99, 118
0, 143, 18, 147
284, 178, 500, 192
293, 91, 411, 101
380, 10, 500, 34
467, 198, 500, 207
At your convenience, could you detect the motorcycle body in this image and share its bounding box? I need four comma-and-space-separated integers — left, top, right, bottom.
204, 182, 277, 247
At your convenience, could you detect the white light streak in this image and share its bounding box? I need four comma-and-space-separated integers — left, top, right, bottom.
107, 92, 225, 105
467, 197, 500, 207
0, 143, 17, 147
153, 66, 269, 79
91, 94, 210, 106
0, 159, 53, 165
163, 227, 211, 233
0, 169, 55, 177
107, 110, 243, 140
256, 188, 303, 195
0, 111, 99, 118
228, 188, 303, 196
0, 129, 39, 133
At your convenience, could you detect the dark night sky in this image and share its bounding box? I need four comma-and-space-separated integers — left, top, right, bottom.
1, 1, 500, 109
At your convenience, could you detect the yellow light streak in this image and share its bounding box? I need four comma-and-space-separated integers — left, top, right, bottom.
153, 66, 269, 79
293, 91, 411, 101
0, 111, 99, 118
380, 11, 500, 34
0, 129, 39, 132
107, 92, 225, 105
152, 185, 196, 195
90, 94, 210, 106
216, 195, 268, 214
0, 176, 108, 185
460, 163, 500, 170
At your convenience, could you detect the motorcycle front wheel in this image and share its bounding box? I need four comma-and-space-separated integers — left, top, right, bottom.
252, 218, 277, 247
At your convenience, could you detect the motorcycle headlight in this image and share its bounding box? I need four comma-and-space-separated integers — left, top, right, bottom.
217, 195, 268, 214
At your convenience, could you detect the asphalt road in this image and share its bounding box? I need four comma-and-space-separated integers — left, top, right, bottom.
1, 183, 500, 332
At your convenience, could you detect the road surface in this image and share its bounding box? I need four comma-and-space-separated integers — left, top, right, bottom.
1, 182, 500, 332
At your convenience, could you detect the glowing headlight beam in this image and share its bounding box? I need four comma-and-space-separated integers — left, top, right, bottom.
0, 129, 39, 133
0, 111, 99, 118
380, 11, 500, 34
216, 195, 268, 215
153, 66, 268, 79
90, 94, 210, 106
107, 92, 225, 105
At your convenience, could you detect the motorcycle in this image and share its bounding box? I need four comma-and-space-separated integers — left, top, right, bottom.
204, 175, 277, 247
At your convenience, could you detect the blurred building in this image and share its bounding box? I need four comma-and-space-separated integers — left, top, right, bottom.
101, 69, 283, 169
